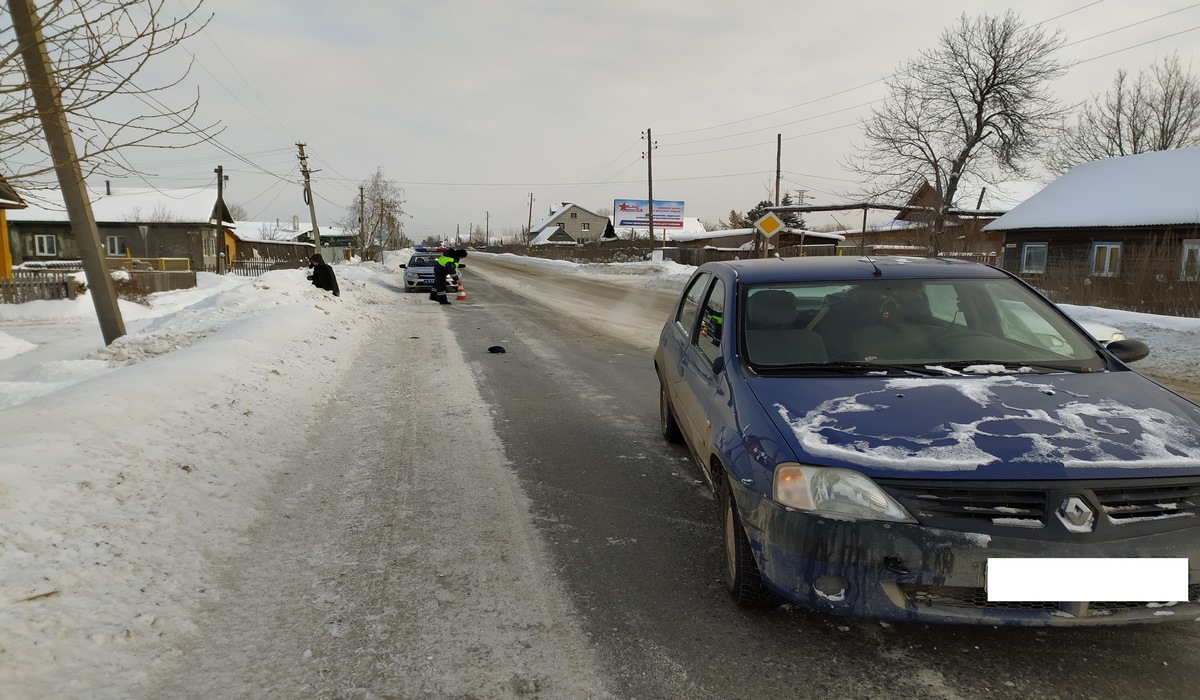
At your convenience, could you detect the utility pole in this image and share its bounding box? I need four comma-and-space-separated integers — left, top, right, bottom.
775, 134, 782, 206
485, 211, 489, 244
527, 193, 534, 244
214, 164, 226, 274
296, 142, 321, 253
9, 0, 125, 344
359, 185, 365, 253
642, 128, 658, 248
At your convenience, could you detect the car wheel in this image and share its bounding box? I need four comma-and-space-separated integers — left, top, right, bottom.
720, 478, 781, 608
659, 380, 683, 444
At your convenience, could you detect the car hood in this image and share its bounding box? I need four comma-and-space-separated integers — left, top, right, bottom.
747, 371, 1200, 480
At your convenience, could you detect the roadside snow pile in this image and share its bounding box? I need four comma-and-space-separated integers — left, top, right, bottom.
0, 261, 394, 697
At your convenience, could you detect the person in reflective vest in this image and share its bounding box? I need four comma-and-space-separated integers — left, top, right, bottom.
429, 250, 460, 305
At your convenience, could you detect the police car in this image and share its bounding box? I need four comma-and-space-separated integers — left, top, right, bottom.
400, 248, 460, 293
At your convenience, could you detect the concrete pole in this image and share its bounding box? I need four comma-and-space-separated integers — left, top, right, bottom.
297, 143, 321, 253
9, 0, 125, 344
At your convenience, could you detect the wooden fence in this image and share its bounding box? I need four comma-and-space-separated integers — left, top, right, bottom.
203, 260, 305, 277
0, 271, 77, 303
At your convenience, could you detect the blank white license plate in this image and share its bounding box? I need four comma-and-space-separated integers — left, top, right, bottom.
987, 558, 1189, 601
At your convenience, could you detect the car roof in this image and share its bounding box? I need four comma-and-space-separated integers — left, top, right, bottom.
702, 255, 1010, 284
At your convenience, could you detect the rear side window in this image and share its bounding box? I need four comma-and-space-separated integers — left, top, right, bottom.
696, 278, 726, 364
675, 272, 710, 340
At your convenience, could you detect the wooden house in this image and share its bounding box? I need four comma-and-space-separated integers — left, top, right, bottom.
985, 147, 1200, 284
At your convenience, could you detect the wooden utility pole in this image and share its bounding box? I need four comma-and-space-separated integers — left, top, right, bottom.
214, 164, 226, 274
527, 192, 534, 244
359, 185, 365, 252
644, 128, 657, 248
9, 0, 125, 344
297, 142, 321, 253
768, 133, 782, 258
775, 134, 782, 206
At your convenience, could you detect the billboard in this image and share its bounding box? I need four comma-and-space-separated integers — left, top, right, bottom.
614, 199, 685, 228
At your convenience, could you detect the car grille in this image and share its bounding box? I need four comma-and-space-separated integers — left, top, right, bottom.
883, 484, 1046, 526
898, 584, 1200, 615
878, 477, 1200, 540
1093, 482, 1200, 524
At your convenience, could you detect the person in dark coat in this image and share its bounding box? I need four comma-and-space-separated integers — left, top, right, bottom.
308, 253, 340, 297
430, 249, 461, 305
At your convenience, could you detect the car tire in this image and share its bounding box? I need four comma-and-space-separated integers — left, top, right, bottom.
720, 478, 782, 608
659, 380, 684, 444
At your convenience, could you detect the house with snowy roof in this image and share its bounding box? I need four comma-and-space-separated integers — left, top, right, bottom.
985, 147, 1200, 283
5, 183, 232, 272
0, 173, 28, 277
529, 203, 609, 245
226, 218, 319, 265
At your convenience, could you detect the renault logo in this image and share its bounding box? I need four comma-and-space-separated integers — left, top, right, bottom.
1057, 496, 1095, 532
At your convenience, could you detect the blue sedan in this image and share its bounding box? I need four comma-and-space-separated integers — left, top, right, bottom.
654, 256, 1199, 625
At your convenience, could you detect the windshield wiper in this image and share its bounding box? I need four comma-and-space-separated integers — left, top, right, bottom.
935, 360, 1089, 374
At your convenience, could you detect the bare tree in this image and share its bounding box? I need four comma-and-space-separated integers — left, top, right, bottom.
256, 222, 293, 241
847, 11, 1067, 254
337, 167, 406, 262
0, 0, 218, 189
227, 202, 249, 221
1047, 53, 1200, 173
121, 202, 179, 222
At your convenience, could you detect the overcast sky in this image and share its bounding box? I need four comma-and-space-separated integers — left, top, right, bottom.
105, 0, 1200, 239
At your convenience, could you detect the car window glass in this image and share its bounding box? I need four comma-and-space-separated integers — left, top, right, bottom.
984, 283, 1091, 357
696, 278, 726, 364
924, 283, 966, 326
676, 273, 710, 339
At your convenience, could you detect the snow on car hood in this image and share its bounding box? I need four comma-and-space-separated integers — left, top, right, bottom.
750, 372, 1200, 480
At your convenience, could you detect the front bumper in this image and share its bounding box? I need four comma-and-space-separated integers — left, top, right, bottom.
734, 482, 1200, 626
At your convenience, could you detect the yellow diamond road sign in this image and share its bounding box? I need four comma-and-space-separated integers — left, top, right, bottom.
754, 212, 785, 237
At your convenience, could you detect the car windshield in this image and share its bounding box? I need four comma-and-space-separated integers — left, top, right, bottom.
409, 255, 439, 266
740, 278, 1105, 373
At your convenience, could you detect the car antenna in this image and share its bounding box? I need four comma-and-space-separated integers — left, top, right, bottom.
863, 251, 883, 276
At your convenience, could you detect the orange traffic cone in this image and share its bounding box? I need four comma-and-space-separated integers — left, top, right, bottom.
456, 279, 468, 301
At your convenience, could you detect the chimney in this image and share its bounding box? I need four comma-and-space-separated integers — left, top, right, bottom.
293, 215, 300, 231
105, 180, 110, 195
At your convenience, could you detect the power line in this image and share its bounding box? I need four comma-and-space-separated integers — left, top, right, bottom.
656, 1, 1193, 143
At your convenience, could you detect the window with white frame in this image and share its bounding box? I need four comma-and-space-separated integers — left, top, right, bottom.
580, 222, 591, 232
34, 234, 57, 256
1182, 239, 1200, 281
106, 236, 126, 256
1091, 242, 1121, 277
1020, 242, 1047, 274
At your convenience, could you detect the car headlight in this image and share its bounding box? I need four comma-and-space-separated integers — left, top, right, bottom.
773, 464, 915, 522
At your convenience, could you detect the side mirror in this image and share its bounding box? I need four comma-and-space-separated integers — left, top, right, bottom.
398, 263, 407, 269
711, 356, 725, 375
1107, 338, 1149, 364
457, 262, 466, 268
